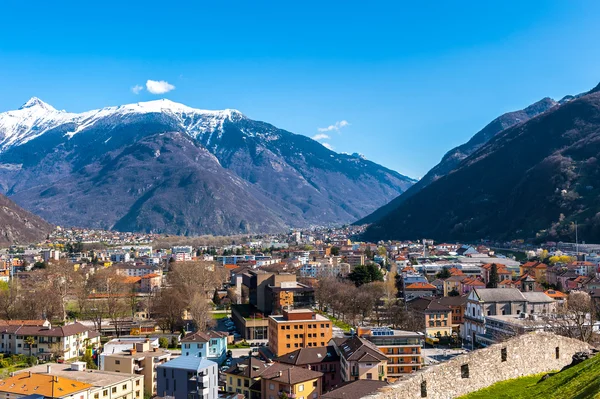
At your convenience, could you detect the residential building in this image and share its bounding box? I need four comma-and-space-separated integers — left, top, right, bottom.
460, 276, 485, 294
275, 346, 341, 392
180, 331, 228, 363
345, 255, 365, 268
408, 298, 453, 342
20, 362, 144, 399
332, 336, 388, 382
404, 282, 436, 299
101, 340, 171, 395
114, 264, 162, 278
259, 363, 323, 399
436, 295, 468, 335
140, 273, 162, 293
442, 276, 465, 296
0, 372, 92, 399
223, 357, 270, 399
0, 322, 101, 360
100, 338, 159, 368
356, 327, 423, 379
157, 356, 218, 399
519, 261, 549, 280
268, 310, 332, 357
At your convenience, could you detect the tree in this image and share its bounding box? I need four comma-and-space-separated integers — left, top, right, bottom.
24, 336, 35, 358
188, 293, 215, 332
545, 291, 597, 343
330, 247, 340, 256
213, 289, 221, 306
448, 289, 460, 297
348, 264, 384, 287
158, 337, 169, 348
487, 264, 499, 288
436, 267, 451, 279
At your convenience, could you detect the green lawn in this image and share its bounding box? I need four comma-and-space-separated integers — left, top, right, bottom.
211, 312, 229, 320
459, 354, 600, 399
227, 342, 250, 349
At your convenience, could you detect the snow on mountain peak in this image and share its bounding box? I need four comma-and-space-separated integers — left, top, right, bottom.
19, 97, 56, 112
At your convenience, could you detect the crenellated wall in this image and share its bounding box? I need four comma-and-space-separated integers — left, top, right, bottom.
365, 332, 594, 399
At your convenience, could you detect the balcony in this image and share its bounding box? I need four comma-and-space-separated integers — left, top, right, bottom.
134, 365, 144, 372
278, 391, 296, 398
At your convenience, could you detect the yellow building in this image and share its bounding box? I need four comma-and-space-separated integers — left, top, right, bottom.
224, 357, 270, 398
0, 372, 92, 399
409, 297, 453, 343
260, 363, 323, 399
268, 309, 333, 356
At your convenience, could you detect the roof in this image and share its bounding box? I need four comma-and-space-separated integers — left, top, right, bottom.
436, 295, 468, 307
159, 355, 217, 371
223, 357, 270, 378
0, 320, 47, 327
473, 288, 526, 303
522, 292, 554, 303
333, 336, 387, 362
409, 297, 451, 312
544, 289, 568, 299
275, 346, 340, 366
0, 322, 92, 337
0, 373, 91, 398
405, 282, 436, 290
462, 277, 485, 286
20, 363, 141, 387
181, 330, 227, 343
322, 380, 388, 399
260, 363, 322, 385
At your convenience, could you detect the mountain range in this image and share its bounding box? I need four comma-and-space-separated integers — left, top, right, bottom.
362, 82, 600, 242
0, 98, 415, 236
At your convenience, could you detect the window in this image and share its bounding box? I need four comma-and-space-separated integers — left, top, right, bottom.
94, 394, 99, 399
556, 347, 560, 359
269, 383, 275, 390
112, 388, 117, 394
173, 379, 176, 391
313, 393, 318, 399
281, 326, 285, 330
461, 364, 469, 379
238, 378, 241, 386
122, 385, 127, 390
420, 381, 427, 398
313, 381, 318, 387
136, 391, 140, 398
286, 344, 291, 348
103, 390, 108, 396
298, 384, 304, 392
286, 335, 290, 339
366, 373, 372, 380
501, 347, 507, 362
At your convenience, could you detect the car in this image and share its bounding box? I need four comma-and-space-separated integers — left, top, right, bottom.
225, 359, 232, 366
220, 366, 229, 372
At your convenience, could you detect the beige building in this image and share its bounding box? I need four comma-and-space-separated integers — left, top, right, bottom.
17, 362, 144, 399
101, 340, 171, 395
332, 336, 388, 382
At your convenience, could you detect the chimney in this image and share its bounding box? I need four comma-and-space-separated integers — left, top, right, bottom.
28, 372, 31, 378
47, 365, 52, 374
277, 371, 282, 377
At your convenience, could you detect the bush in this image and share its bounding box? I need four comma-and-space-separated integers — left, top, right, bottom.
158, 337, 169, 348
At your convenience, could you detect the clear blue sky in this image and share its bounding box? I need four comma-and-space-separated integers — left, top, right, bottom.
1, 1, 600, 178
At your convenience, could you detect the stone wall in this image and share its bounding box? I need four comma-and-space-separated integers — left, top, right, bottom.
366, 332, 593, 399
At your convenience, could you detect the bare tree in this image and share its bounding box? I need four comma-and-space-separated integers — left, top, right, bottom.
544, 291, 598, 343
188, 293, 215, 332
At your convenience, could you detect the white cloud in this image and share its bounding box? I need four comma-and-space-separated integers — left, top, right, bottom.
131, 85, 144, 94
317, 120, 350, 132
312, 133, 330, 141
322, 142, 334, 150
146, 79, 176, 94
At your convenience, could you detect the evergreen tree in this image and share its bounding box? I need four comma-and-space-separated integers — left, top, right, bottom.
436, 266, 451, 279
487, 264, 499, 288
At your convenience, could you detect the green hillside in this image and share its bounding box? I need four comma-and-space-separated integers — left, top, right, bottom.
458, 354, 600, 399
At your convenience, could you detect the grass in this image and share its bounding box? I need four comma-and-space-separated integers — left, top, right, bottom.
227, 341, 251, 349
212, 312, 229, 320
459, 354, 600, 399
0, 363, 30, 379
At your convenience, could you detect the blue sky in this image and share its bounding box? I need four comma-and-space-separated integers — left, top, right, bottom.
1, 1, 600, 178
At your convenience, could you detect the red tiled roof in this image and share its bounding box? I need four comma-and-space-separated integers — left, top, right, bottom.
405, 282, 436, 290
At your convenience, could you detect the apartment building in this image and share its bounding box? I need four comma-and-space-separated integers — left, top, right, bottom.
259, 363, 323, 399
332, 336, 388, 382
19, 362, 144, 399
268, 310, 333, 357
180, 331, 228, 363
357, 327, 423, 379
157, 356, 218, 399
408, 297, 453, 343
0, 372, 91, 399
101, 340, 171, 395
223, 357, 270, 399
275, 346, 341, 392
0, 322, 101, 360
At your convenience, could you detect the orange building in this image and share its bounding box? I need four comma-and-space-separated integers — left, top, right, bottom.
268, 309, 333, 356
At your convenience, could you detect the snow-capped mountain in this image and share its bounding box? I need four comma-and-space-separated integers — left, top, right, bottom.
0, 98, 415, 235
